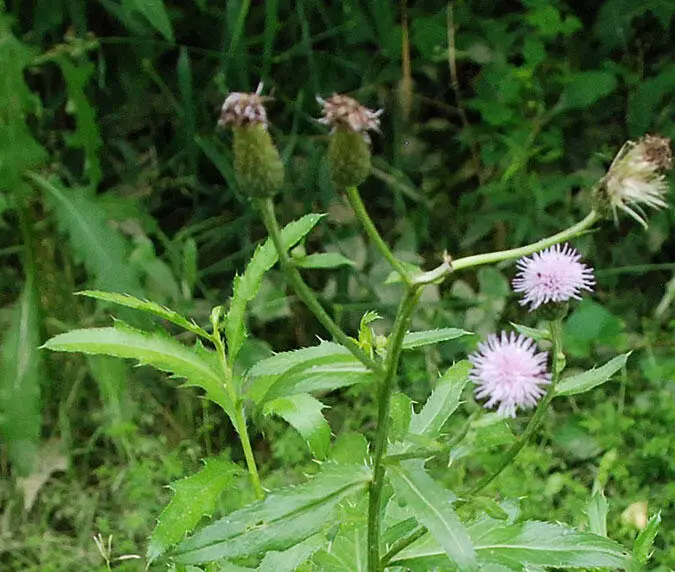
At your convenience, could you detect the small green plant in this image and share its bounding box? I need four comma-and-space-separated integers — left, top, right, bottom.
41, 85, 671, 572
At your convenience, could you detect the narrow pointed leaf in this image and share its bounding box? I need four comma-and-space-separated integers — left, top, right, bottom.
173, 463, 371, 564
263, 394, 331, 459
294, 252, 355, 269
247, 341, 349, 378
128, 0, 174, 41
225, 214, 325, 364
388, 461, 478, 570
42, 326, 233, 417
78, 290, 210, 339
632, 513, 660, 564
147, 458, 240, 562
257, 535, 324, 572
401, 328, 471, 350
586, 489, 608, 537
556, 353, 630, 396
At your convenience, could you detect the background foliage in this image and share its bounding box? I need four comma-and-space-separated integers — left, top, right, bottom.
0, 0, 673, 569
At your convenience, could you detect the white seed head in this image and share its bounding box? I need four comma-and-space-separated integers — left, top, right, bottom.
218, 82, 269, 130
601, 134, 672, 228
317, 94, 382, 141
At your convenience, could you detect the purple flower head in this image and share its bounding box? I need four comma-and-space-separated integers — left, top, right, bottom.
512, 243, 595, 311
469, 332, 551, 418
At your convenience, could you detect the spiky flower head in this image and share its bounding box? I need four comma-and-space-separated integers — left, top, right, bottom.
469, 332, 551, 418
512, 243, 595, 311
317, 94, 383, 188
218, 83, 283, 198
599, 134, 672, 228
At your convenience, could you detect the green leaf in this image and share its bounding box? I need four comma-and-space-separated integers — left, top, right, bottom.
55, 56, 103, 185
128, 0, 174, 41
42, 326, 233, 417
147, 458, 240, 563
311, 507, 368, 572
389, 392, 413, 442
627, 63, 675, 136
632, 513, 660, 565
408, 361, 471, 438
173, 463, 371, 564
257, 535, 324, 572
247, 341, 349, 378
401, 328, 471, 350
263, 394, 331, 459
561, 71, 617, 109
391, 519, 630, 570
509, 322, 550, 342
225, 214, 325, 364
30, 174, 142, 295
586, 489, 608, 537
556, 353, 630, 396
78, 290, 210, 340
294, 252, 355, 269
0, 280, 42, 476
388, 461, 478, 570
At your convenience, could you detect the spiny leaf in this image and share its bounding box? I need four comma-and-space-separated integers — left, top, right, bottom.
294, 252, 355, 269
225, 213, 325, 364
42, 326, 233, 418
257, 535, 324, 572
263, 394, 331, 459
391, 519, 631, 570
556, 353, 630, 396
388, 461, 478, 570
147, 458, 240, 563
77, 290, 210, 339
0, 279, 42, 476
311, 511, 368, 571
30, 173, 142, 295
401, 328, 472, 350
632, 513, 660, 565
173, 463, 371, 564
247, 341, 349, 378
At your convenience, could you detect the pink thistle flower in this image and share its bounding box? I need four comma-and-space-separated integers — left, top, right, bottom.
512, 243, 595, 311
469, 332, 551, 418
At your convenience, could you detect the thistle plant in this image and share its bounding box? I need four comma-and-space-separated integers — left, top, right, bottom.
42, 86, 671, 571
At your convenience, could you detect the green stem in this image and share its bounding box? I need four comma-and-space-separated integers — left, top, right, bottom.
256, 197, 384, 376
368, 287, 422, 572
212, 324, 264, 500
452, 211, 599, 272
345, 186, 413, 286
381, 525, 427, 567
467, 318, 565, 495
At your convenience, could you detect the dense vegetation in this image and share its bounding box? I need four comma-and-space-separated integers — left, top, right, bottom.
0, 0, 673, 570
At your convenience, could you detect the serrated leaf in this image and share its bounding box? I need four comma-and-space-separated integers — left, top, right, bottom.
263, 394, 331, 459
401, 328, 471, 350
147, 459, 240, 563
225, 214, 325, 364
173, 463, 371, 564
30, 174, 142, 295
312, 514, 367, 572
257, 534, 324, 572
510, 322, 550, 342
128, 0, 174, 41
389, 393, 413, 442
632, 513, 660, 564
392, 519, 630, 570
294, 252, 355, 269
42, 326, 233, 417
556, 353, 630, 396
586, 489, 608, 537
78, 290, 210, 339
388, 461, 478, 570
0, 279, 42, 476
247, 341, 349, 378
408, 361, 471, 438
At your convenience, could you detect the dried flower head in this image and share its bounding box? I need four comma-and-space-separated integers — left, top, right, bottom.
317, 94, 382, 139
512, 243, 595, 311
469, 332, 551, 418
218, 82, 269, 130
601, 134, 672, 228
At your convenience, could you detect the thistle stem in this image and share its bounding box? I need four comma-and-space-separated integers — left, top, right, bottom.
345, 186, 413, 285
452, 211, 599, 272
368, 287, 422, 572
256, 197, 384, 376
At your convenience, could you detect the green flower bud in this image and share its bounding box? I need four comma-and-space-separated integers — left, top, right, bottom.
233, 124, 284, 198
317, 94, 382, 188
219, 84, 284, 198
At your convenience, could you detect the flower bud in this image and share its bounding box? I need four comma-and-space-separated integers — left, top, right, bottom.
317, 94, 382, 188
598, 134, 672, 228
218, 84, 284, 198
